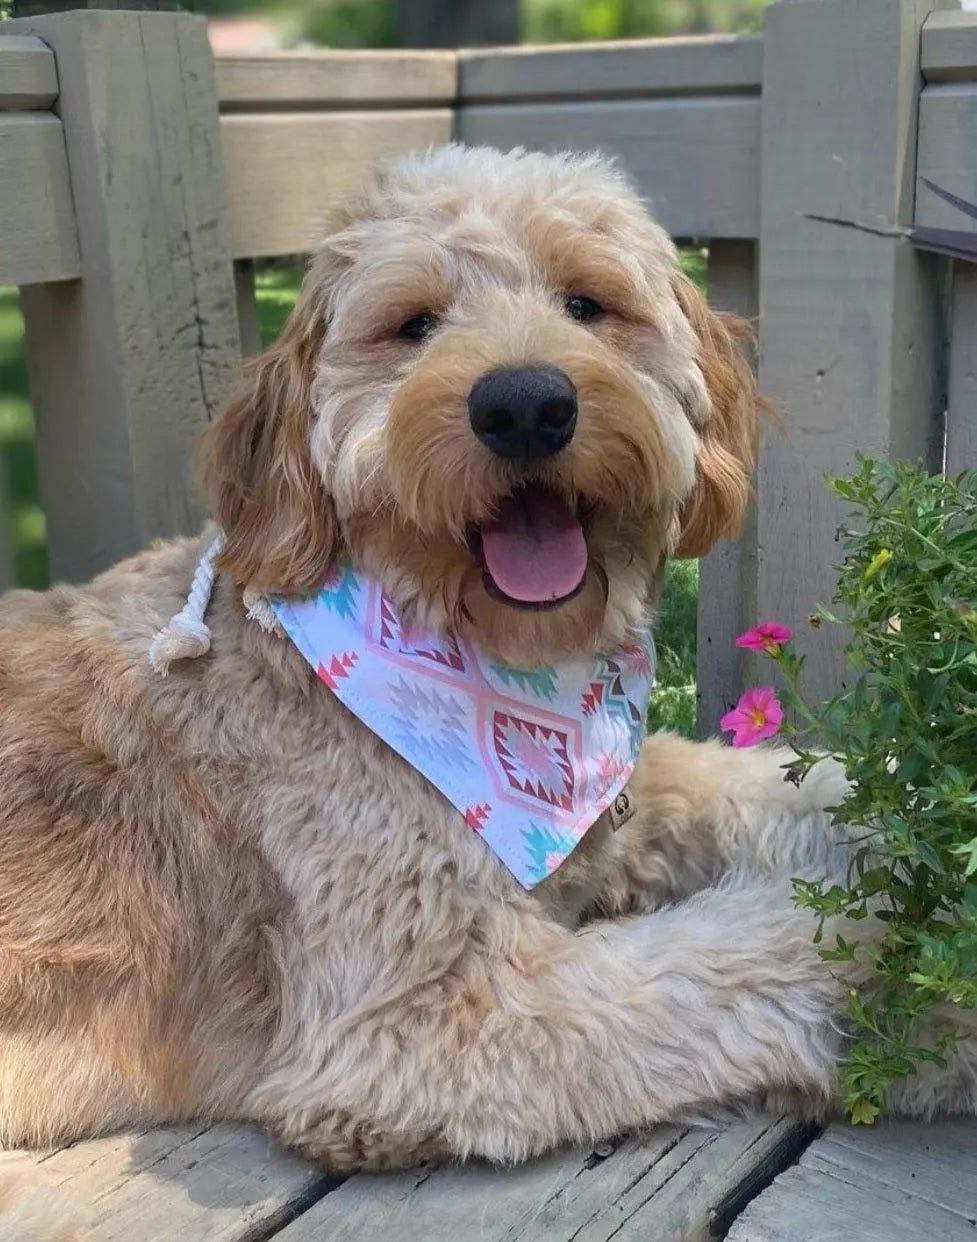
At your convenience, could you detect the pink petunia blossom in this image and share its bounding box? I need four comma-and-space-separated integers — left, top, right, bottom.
720, 687, 784, 748
735, 621, 794, 655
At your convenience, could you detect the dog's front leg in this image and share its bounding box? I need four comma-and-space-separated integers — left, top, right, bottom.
257, 878, 841, 1170
596, 734, 850, 915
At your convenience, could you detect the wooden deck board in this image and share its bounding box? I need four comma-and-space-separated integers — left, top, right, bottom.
0, 1125, 335, 1241
4, 1116, 974, 1239
274, 1115, 814, 1242
0, 1115, 808, 1240
727, 1119, 977, 1242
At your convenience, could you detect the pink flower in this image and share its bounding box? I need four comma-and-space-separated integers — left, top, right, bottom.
736, 621, 793, 655
720, 687, 784, 748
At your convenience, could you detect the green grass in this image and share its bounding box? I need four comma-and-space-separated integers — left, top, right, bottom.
255, 264, 304, 347
1, 262, 699, 735
648, 559, 698, 737
0, 288, 46, 589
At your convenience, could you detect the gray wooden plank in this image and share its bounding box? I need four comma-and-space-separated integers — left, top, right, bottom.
728, 1164, 972, 1242
916, 77, 977, 475
460, 35, 762, 102
921, 10, 977, 83
0, 1148, 96, 1238
0, 33, 57, 108
804, 1120, 977, 1220
755, 0, 950, 703
0, 112, 80, 285
277, 1116, 815, 1242
215, 49, 456, 112
234, 258, 262, 358
12, 9, 241, 583
696, 240, 758, 739
905, 74, 977, 471
948, 263, 977, 474
728, 1120, 977, 1242
916, 83, 977, 234
0, 1124, 333, 1240
220, 110, 453, 259
458, 96, 760, 241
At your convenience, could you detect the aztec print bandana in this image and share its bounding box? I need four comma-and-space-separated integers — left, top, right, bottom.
268, 564, 655, 889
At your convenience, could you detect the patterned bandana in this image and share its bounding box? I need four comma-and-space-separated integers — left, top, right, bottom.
269, 564, 655, 889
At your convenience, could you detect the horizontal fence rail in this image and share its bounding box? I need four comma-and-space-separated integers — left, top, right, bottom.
458, 36, 761, 241
0, 31, 57, 106
221, 109, 454, 259
921, 8, 977, 82
0, 33, 80, 286
215, 48, 457, 110
212, 36, 764, 260
459, 34, 763, 100
216, 50, 456, 260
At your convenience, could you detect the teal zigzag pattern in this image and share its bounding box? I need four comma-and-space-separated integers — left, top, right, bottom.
490, 662, 559, 701
521, 820, 578, 881
587, 657, 645, 759
316, 564, 359, 619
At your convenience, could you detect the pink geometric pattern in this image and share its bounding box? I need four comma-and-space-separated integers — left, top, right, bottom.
372, 592, 467, 674
465, 803, 491, 831
593, 751, 629, 805
269, 565, 655, 888
492, 711, 574, 811
316, 651, 358, 690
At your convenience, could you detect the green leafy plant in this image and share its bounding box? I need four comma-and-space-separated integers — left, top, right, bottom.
726, 459, 977, 1122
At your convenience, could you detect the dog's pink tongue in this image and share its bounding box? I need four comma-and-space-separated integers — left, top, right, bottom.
481, 485, 587, 603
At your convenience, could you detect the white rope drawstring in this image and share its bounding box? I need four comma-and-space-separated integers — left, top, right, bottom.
148, 533, 224, 675
242, 586, 279, 633
148, 533, 285, 674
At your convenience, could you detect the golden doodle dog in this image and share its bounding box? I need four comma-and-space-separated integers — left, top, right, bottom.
0, 145, 968, 1172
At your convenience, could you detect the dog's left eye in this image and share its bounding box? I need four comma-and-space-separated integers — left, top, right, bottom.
565, 295, 603, 324
399, 312, 439, 342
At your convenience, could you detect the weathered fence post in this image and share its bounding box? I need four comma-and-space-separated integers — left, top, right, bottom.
697, 240, 759, 737
9, 8, 240, 583
756, 0, 951, 700
234, 259, 264, 359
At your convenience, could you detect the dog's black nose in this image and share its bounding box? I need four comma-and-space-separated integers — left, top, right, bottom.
468, 366, 577, 460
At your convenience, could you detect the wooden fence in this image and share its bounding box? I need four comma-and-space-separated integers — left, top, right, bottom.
0, 0, 975, 733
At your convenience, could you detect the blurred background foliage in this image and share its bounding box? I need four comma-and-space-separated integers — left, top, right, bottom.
187, 0, 770, 49
523, 0, 767, 41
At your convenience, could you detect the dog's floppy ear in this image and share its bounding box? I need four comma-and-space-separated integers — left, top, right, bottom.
670, 271, 765, 559
200, 288, 337, 595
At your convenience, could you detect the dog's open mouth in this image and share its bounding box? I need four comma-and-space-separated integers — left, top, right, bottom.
469, 482, 588, 610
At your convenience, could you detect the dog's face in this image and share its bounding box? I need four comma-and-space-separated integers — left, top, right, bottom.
204, 146, 760, 663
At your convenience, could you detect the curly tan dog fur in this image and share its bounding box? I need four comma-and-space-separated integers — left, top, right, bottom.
0, 147, 969, 1173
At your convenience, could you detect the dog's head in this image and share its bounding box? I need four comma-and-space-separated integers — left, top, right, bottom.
203, 145, 761, 663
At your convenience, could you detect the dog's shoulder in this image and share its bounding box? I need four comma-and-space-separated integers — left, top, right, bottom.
0, 534, 206, 650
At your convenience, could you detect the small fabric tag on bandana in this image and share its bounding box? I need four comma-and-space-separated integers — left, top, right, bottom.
607, 782, 637, 832
269, 563, 654, 889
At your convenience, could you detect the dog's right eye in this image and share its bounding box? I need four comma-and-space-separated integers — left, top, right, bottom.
399, 313, 439, 342
565, 295, 603, 324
